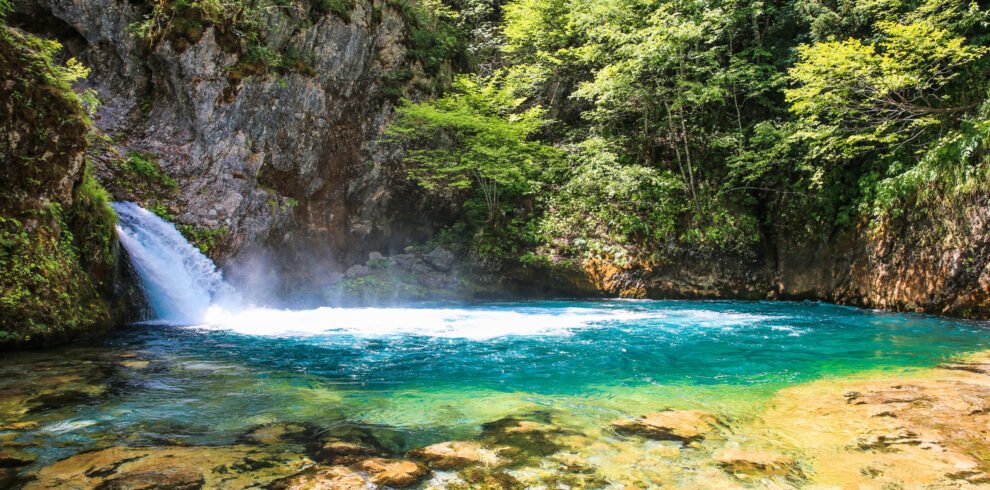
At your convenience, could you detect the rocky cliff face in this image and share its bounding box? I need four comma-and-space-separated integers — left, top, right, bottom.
10, 0, 457, 300
539, 199, 990, 319
0, 26, 124, 347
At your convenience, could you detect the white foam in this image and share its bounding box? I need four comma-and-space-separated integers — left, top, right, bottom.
191, 304, 780, 340
113, 202, 237, 323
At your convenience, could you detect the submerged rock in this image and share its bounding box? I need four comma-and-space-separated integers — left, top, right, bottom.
408, 441, 504, 469
481, 416, 562, 459
610, 410, 717, 442
355, 457, 429, 487
272, 466, 368, 490
715, 449, 800, 478
458, 466, 524, 489
753, 358, 990, 488
97, 466, 205, 489
240, 422, 316, 447
314, 440, 377, 465
24, 445, 308, 489
0, 447, 36, 467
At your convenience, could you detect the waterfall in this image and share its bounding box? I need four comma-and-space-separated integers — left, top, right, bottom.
112, 201, 235, 324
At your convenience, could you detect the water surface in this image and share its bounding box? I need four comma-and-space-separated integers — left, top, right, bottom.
3, 299, 989, 470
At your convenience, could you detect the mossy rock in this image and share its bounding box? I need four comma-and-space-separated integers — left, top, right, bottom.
0, 27, 118, 348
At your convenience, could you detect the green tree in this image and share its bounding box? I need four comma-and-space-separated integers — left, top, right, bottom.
389, 75, 561, 225
787, 12, 988, 162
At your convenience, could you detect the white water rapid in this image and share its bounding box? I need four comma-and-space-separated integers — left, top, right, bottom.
112, 201, 235, 324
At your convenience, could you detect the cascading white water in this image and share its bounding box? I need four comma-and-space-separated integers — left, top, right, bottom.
112, 201, 235, 324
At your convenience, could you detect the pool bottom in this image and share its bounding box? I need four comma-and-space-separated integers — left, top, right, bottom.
4, 346, 990, 488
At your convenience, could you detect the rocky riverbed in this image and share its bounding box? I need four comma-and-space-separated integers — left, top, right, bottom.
4, 345, 990, 489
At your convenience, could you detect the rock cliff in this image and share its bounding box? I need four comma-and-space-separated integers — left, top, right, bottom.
10, 0, 459, 300
0, 25, 123, 346
537, 198, 990, 318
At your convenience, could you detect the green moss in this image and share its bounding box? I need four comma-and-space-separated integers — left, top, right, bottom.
386, 0, 465, 76
0, 207, 112, 345
179, 224, 230, 256
120, 151, 178, 190
314, 0, 354, 21
0, 26, 118, 348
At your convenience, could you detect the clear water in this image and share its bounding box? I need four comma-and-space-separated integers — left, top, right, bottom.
4, 299, 990, 468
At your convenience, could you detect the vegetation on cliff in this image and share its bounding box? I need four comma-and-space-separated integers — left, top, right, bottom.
0, 21, 118, 347
392, 0, 990, 280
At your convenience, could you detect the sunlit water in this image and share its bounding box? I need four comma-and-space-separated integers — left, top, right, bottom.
3, 299, 990, 469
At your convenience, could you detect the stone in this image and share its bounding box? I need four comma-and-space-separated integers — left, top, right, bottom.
368, 252, 384, 261
355, 457, 429, 487
715, 449, 800, 478
610, 410, 717, 442
96, 467, 205, 489
24, 445, 307, 489
272, 466, 368, 490
0, 422, 39, 431
345, 265, 370, 279
0, 447, 36, 467
119, 360, 150, 369
240, 422, 314, 446
314, 439, 376, 465
754, 363, 990, 488
424, 247, 456, 272
407, 441, 503, 469
482, 417, 557, 436
0, 468, 19, 489
481, 417, 561, 459
459, 467, 524, 489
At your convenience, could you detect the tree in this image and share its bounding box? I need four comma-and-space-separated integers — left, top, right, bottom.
388, 75, 561, 225
787, 13, 988, 162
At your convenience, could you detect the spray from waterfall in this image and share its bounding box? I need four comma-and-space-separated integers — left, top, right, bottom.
112, 202, 237, 324
112, 203, 754, 339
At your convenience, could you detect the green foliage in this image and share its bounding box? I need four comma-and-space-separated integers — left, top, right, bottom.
388, 0, 990, 270
126, 152, 178, 187
70, 168, 118, 270
870, 100, 990, 223
180, 224, 230, 255
390, 75, 563, 228
388, 0, 466, 75
0, 26, 117, 344
0, 209, 110, 344
538, 139, 685, 265
787, 11, 988, 162
130, 0, 347, 76
315, 0, 354, 20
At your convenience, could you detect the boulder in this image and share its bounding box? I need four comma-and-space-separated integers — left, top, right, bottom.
240, 422, 314, 446
345, 265, 370, 279
24, 445, 306, 489
355, 457, 429, 487
611, 410, 717, 442
424, 247, 456, 272
96, 467, 205, 489
314, 440, 376, 465
715, 449, 800, 478
408, 441, 503, 469
481, 417, 561, 458
0, 447, 36, 467
272, 466, 367, 490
